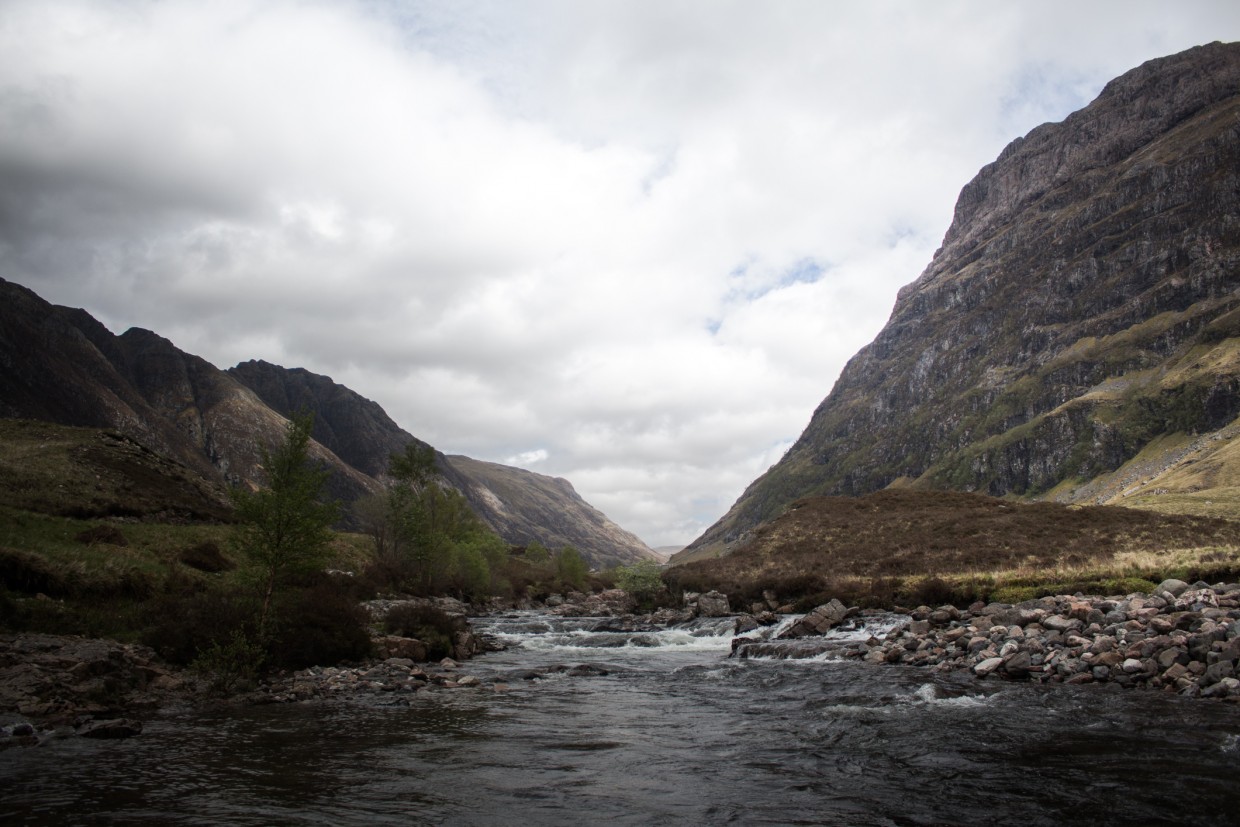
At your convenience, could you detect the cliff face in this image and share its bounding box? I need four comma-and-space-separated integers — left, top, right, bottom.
682, 42, 1240, 561
0, 278, 654, 565
227, 360, 420, 480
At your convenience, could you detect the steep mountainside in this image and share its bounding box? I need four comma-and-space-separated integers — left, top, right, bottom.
0, 278, 378, 505
682, 42, 1240, 561
0, 279, 654, 566
443, 455, 654, 569
227, 360, 428, 480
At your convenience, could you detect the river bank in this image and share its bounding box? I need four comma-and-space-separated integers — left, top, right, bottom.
5, 578, 1240, 748
735, 577, 1240, 701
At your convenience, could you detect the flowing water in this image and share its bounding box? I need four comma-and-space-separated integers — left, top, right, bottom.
4, 613, 1240, 826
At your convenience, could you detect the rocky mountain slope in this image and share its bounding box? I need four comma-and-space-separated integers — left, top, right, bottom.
681, 42, 1240, 562
443, 455, 653, 569
0, 278, 655, 566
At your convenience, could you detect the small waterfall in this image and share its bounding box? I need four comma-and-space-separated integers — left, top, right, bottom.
730, 613, 906, 661
478, 612, 744, 655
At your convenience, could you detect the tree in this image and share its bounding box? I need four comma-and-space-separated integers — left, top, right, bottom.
615, 559, 666, 610
556, 546, 589, 591
231, 413, 339, 635
371, 441, 506, 596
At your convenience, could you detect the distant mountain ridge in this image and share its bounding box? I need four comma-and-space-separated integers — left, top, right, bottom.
0, 278, 654, 566
680, 42, 1240, 562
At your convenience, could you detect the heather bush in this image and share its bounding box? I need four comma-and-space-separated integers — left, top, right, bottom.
268, 578, 373, 669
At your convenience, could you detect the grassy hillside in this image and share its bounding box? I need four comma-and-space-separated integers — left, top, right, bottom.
667, 490, 1240, 610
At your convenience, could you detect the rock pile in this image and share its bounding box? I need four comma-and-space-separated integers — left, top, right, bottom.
257, 657, 491, 703
546, 589, 637, 617
854, 579, 1240, 700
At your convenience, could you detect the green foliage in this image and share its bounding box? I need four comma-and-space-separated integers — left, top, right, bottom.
357, 442, 509, 600
525, 541, 550, 564
231, 413, 340, 632
390, 442, 438, 488
615, 559, 666, 609
191, 628, 265, 696
556, 546, 589, 591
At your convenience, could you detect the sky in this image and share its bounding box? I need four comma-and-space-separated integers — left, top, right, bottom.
2, 1, 1238, 549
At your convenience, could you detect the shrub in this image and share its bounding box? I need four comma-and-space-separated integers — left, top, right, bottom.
904, 575, 957, 608
615, 560, 668, 610
0, 547, 68, 595
179, 542, 235, 573
384, 603, 463, 661
141, 586, 257, 666
192, 629, 265, 696
268, 580, 373, 669
74, 524, 129, 547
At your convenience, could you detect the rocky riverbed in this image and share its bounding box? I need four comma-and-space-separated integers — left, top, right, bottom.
6, 579, 1239, 749
743, 578, 1240, 701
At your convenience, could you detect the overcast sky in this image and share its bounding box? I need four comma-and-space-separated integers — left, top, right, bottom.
2, 2, 1237, 548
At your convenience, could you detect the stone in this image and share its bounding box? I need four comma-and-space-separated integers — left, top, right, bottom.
76, 718, 143, 739
973, 657, 1005, 677
1202, 660, 1236, 687
1163, 662, 1190, 681
734, 615, 760, 635
376, 636, 429, 662
1156, 647, 1188, 670
1043, 615, 1082, 634
1003, 651, 1033, 679
696, 591, 732, 618
1176, 590, 1220, 611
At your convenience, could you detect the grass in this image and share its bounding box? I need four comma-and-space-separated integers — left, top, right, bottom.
666, 489, 1240, 609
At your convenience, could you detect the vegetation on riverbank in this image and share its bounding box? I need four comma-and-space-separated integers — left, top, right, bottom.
0, 419, 614, 690
665, 490, 1240, 611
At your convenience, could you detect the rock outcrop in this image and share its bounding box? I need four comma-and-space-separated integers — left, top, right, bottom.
0, 634, 186, 731
683, 42, 1240, 560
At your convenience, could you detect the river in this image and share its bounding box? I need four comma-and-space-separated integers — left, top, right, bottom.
3, 612, 1240, 826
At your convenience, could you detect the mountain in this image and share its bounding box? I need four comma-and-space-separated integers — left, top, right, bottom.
680, 42, 1240, 562
0, 278, 655, 566
0, 279, 378, 505
442, 455, 653, 569
226, 358, 653, 566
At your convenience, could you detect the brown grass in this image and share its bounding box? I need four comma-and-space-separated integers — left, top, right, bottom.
666, 489, 1240, 607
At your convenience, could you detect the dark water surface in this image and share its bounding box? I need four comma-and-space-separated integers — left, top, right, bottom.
3, 613, 1239, 826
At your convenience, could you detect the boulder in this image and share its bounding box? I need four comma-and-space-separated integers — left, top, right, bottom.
973, 657, 1005, 678
76, 718, 143, 739
374, 636, 428, 662
696, 591, 732, 618
1002, 651, 1033, 679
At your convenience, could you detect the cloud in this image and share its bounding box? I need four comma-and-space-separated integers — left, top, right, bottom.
2, 0, 1238, 546
505, 449, 549, 467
